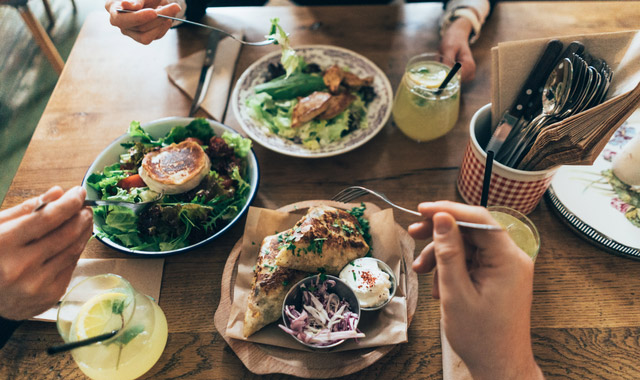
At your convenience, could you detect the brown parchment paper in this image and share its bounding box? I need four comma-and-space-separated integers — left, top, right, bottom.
226, 205, 408, 352
491, 30, 640, 126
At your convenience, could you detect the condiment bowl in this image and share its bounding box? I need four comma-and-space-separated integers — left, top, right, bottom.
340, 257, 396, 311
281, 274, 361, 350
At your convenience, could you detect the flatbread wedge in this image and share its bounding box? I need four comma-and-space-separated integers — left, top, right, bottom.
274, 205, 370, 274
243, 234, 307, 337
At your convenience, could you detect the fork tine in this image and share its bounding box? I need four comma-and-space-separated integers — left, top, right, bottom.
332, 186, 367, 203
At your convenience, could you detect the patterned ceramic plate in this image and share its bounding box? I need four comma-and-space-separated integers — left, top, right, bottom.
231, 45, 393, 158
546, 111, 640, 259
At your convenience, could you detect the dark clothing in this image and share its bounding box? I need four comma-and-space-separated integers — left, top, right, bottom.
0, 316, 22, 349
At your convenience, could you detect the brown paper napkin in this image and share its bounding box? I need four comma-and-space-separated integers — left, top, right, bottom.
491, 30, 640, 127
32, 258, 164, 322
225, 206, 409, 352
165, 17, 243, 121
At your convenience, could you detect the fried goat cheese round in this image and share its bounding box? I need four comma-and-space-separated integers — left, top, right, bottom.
138, 140, 211, 194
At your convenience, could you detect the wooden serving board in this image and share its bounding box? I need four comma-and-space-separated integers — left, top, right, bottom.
213, 200, 419, 378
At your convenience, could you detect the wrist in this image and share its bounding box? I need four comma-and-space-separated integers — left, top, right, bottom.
470, 352, 543, 380
439, 6, 482, 44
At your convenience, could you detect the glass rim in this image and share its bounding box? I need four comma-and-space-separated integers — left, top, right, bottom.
402, 53, 460, 98
487, 205, 541, 259
57, 273, 138, 345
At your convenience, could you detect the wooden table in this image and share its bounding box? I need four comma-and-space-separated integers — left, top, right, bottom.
2, 2, 640, 378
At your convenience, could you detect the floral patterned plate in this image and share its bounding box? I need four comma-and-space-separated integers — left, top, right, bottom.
231, 45, 393, 158
546, 110, 640, 259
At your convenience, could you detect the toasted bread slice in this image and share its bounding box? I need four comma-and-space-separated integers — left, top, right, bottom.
138, 140, 211, 194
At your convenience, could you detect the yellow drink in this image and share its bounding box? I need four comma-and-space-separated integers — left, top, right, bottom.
392, 55, 460, 142
489, 206, 540, 261
58, 275, 168, 380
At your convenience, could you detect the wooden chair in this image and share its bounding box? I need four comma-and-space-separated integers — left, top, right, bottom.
1, 0, 66, 75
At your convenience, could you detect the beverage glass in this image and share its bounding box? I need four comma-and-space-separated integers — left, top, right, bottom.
488, 206, 540, 261
392, 53, 460, 142
56, 274, 168, 380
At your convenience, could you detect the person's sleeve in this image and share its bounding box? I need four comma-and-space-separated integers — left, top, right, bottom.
0, 316, 22, 349
439, 0, 492, 44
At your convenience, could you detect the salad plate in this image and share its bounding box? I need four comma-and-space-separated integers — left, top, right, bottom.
546, 115, 640, 259
82, 117, 260, 257
213, 200, 419, 377
231, 45, 393, 158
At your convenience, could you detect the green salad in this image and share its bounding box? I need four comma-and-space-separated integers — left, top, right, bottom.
246, 19, 376, 150
87, 119, 253, 251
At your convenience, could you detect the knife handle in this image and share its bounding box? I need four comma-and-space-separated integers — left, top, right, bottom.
524, 41, 583, 120
513, 39, 564, 121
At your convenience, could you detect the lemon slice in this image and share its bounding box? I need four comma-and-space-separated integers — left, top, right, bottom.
73, 292, 129, 340
408, 64, 449, 89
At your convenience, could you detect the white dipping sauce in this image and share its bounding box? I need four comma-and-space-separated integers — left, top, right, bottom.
339, 258, 391, 308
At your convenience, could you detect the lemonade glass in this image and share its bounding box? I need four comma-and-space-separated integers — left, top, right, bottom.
488, 206, 541, 261
56, 274, 168, 380
392, 53, 460, 142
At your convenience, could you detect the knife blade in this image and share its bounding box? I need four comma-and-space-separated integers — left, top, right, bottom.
486, 39, 563, 156
189, 31, 223, 117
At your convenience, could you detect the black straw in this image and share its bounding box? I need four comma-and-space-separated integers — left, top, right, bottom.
480, 150, 494, 207
47, 330, 118, 355
435, 62, 462, 95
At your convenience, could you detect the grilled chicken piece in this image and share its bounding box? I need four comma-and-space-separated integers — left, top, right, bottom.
291, 91, 332, 128
243, 234, 307, 337
274, 206, 370, 275
343, 71, 373, 90
323, 65, 345, 93
318, 93, 356, 120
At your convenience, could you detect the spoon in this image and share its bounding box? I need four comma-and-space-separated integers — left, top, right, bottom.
500, 58, 574, 167
116, 9, 277, 46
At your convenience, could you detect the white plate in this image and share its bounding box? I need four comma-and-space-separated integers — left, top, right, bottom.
547, 111, 640, 258
231, 45, 393, 158
82, 117, 260, 257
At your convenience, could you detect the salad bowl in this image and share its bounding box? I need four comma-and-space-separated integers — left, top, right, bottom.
231, 45, 393, 158
82, 117, 260, 257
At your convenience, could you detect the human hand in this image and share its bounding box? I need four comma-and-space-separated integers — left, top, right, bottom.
439, 17, 476, 83
105, 0, 181, 45
408, 201, 543, 380
0, 186, 93, 321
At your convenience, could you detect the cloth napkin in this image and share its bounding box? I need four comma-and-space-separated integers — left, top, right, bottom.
165, 16, 244, 121
32, 258, 165, 322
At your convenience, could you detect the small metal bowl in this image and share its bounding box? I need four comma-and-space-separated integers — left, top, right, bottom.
339, 257, 397, 312
282, 274, 361, 350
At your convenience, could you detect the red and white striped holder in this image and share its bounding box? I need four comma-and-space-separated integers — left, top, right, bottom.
457, 104, 558, 215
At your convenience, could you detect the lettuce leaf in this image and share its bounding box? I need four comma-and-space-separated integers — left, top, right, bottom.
222, 131, 252, 158
267, 18, 300, 78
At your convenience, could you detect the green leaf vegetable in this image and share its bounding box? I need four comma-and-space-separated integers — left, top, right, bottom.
90, 119, 253, 251
267, 18, 301, 78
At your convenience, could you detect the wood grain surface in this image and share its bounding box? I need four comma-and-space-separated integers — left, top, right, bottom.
2, 2, 640, 379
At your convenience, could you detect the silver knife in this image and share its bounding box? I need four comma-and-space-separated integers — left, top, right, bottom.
486, 40, 563, 156
189, 31, 223, 117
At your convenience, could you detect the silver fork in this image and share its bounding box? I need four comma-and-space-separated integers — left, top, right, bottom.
116, 9, 277, 46
33, 192, 165, 214
332, 186, 502, 232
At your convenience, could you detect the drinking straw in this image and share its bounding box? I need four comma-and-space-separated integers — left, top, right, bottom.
480, 150, 494, 207
47, 330, 119, 355
435, 62, 462, 95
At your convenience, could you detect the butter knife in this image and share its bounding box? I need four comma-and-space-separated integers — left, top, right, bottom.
486, 40, 563, 156
189, 31, 223, 117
